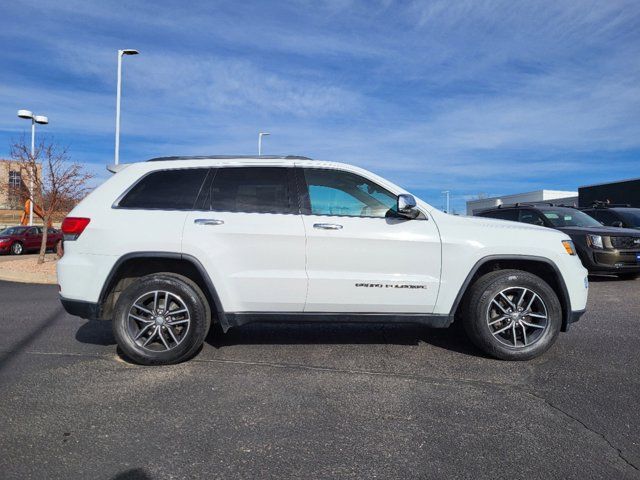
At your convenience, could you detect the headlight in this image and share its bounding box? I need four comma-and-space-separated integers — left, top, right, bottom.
587, 234, 603, 249
562, 240, 576, 255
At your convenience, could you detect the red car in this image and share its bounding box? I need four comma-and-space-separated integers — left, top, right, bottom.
0, 226, 63, 255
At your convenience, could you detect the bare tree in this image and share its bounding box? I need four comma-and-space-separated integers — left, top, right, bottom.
9, 137, 93, 264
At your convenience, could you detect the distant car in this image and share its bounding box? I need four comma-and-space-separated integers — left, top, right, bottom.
476, 204, 640, 280
581, 205, 640, 230
0, 226, 63, 255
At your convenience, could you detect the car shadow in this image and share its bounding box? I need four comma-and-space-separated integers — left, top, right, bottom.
204, 320, 485, 358
74, 318, 485, 358
75, 319, 116, 346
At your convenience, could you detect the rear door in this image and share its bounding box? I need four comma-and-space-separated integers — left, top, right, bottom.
182, 166, 307, 313
297, 166, 441, 313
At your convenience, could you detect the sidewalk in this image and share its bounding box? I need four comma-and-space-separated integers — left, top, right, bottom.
0, 254, 57, 285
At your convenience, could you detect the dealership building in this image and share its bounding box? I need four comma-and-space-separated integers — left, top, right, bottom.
466, 177, 640, 215
466, 190, 578, 215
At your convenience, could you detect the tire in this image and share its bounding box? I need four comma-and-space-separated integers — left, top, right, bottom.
112, 273, 211, 365
10, 242, 23, 255
617, 273, 639, 281
462, 269, 562, 361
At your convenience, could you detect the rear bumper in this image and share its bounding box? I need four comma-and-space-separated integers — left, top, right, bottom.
60, 296, 100, 320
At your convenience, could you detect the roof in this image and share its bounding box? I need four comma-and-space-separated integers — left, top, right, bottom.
146, 155, 312, 162
579, 177, 640, 189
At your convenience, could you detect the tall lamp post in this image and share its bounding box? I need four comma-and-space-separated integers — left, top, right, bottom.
441, 190, 450, 214
17, 110, 48, 226
258, 132, 270, 156
114, 48, 139, 165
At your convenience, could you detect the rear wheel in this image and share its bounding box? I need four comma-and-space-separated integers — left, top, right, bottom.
10, 242, 23, 255
112, 273, 211, 365
462, 269, 562, 360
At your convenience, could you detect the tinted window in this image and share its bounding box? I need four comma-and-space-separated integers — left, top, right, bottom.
0, 226, 28, 235
204, 167, 295, 214
542, 208, 602, 228
519, 209, 546, 226
119, 169, 208, 210
593, 210, 622, 226
302, 169, 397, 218
617, 209, 640, 228
478, 209, 519, 221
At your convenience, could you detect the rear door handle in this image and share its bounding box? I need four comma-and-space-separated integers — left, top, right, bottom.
313, 223, 343, 230
194, 218, 224, 226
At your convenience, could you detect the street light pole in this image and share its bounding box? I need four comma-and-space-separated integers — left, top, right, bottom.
441, 190, 450, 213
258, 132, 270, 156
114, 49, 139, 165
18, 110, 48, 226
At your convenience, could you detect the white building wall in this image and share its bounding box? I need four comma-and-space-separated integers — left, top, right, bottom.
466, 190, 578, 215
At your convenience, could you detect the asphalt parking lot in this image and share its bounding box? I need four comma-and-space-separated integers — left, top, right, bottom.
0, 278, 638, 480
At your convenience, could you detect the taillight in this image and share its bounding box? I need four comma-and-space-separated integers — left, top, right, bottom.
61, 217, 90, 240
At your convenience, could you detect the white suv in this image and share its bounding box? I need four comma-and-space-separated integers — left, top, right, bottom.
58, 156, 588, 365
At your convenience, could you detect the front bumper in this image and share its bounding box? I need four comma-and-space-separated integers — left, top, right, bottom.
60, 296, 100, 320
582, 249, 640, 273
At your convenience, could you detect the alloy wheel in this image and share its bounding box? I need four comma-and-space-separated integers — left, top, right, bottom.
486, 287, 549, 348
127, 290, 191, 352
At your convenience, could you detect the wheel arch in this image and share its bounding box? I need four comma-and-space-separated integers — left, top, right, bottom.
450, 255, 573, 332
98, 252, 229, 330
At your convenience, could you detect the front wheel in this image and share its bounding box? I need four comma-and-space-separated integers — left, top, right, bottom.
10, 242, 23, 255
462, 269, 562, 360
112, 273, 211, 365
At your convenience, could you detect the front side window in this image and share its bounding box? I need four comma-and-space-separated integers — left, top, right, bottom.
301, 168, 397, 218
594, 209, 622, 226
118, 169, 208, 210
617, 209, 640, 228
202, 167, 295, 214
479, 209, 519, 221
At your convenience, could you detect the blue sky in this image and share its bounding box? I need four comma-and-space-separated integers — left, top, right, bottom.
1, 0, 639, 212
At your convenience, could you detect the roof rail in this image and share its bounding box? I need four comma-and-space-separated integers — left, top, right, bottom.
497, 203, 536, 209
585, 201, 632, 209
146, 155, 312, 162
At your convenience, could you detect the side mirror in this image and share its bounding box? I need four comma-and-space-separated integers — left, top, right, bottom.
612, 221, 624, 228
397, 194, 419, 219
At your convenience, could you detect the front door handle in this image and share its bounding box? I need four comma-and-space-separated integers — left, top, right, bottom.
313, 223, 343, 230
194, 218, 224, 226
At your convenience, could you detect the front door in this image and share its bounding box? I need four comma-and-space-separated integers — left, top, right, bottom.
182, 166, 307, 313
297, 167, 441, 313
25, 227, 42, 250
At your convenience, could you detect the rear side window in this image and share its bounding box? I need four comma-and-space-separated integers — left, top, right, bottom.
519, 209, 546, 226
198, 167, 295, 214
478, 209, 519, 221
118, 169, 208, 210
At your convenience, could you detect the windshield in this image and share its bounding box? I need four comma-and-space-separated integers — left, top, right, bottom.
617, 209, 640, 228
0, 226, 28, 236
542, 208, 603, 228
